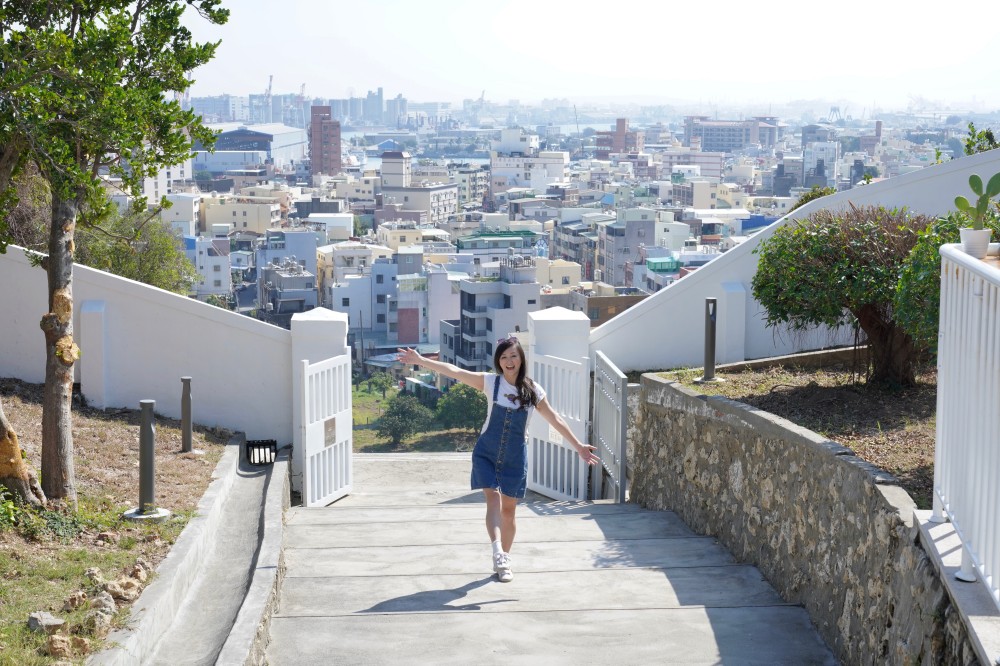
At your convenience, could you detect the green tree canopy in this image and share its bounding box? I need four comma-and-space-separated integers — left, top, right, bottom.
436, 383, 487, 431
0, 0, 228, 507
751, 205, 934, 386
75, 213, 198, 294
376, 394, 433, 447
789, 186, 835, 213
367, 371, 395, 398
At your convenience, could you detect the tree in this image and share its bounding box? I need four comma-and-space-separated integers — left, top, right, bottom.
895, 124, 1000, 356
376, 394, 433, 447
75, 212, 198, 294
895, 211, 1000, 354
0, 1, 229, 507
436, 383, 487, 431
367, 371, 395, 398
964, 122, 999, 156
789, 186, 835, 212
752, 205, 934, 386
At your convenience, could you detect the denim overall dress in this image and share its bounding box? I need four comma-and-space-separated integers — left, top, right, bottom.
471, 375, 529, 498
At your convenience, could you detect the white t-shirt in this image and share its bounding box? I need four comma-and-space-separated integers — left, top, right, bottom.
480, 373, 547, 434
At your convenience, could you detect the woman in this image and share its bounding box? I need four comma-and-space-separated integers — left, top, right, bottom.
397, 336, 598, 582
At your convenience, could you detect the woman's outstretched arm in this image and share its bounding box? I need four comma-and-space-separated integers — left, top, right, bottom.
397, 347, 486, 391
534, 397, 600, 465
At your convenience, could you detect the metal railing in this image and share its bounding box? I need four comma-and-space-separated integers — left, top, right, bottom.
933, 244, 1000, 611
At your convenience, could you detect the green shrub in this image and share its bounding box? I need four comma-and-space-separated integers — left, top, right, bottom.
895, 210, 1000, 353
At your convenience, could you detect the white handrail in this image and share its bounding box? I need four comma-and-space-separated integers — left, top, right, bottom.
934, 244, 1000, 611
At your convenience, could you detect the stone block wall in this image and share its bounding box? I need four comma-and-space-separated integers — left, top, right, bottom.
632, 374, 978, 665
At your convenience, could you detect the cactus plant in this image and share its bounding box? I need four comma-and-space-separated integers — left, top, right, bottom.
954, 172, 1000, 230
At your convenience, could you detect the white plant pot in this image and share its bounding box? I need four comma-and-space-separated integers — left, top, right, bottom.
959, 227, 993, 259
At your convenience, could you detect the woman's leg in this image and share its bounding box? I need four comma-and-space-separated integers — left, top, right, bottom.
482, 489, 519, 551
482, 488, 503, 544
499, 492, 519, 553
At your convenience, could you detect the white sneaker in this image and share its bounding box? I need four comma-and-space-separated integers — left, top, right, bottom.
494, 552, 513, 583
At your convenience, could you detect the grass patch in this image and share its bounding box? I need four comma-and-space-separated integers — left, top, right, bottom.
351, 385, 479, 453
1, 377, 227, 664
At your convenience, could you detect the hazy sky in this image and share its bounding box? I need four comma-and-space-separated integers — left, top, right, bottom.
185, 0, 1000, 114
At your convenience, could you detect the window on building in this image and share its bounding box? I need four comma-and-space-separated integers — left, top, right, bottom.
562, 276, 570, 285
376, 294, 385, 304
213, 280, 222, 287
528, 299, 536, 305
376, 274, 384, 284
242, 211, 247, 216
377, 314, 385, 323
588, 308, 599, 320
342, 298, 350, 307
213, 265, 221, 272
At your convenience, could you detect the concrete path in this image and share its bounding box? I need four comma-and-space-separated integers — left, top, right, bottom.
267, 453, 837, 665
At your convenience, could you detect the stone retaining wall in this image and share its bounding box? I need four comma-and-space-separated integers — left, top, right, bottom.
631, 373, 978, 665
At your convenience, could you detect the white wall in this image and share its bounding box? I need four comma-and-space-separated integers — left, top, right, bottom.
589, 149, 1000, 372
0, 246, 294, 443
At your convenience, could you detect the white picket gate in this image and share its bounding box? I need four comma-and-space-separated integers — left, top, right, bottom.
298, 354, 353, 507
526, 353, 590, 501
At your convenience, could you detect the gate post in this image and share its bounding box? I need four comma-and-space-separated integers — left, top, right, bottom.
290, 308, 349, 493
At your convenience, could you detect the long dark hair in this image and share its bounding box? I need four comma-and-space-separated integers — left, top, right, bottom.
493, 337, 538, 407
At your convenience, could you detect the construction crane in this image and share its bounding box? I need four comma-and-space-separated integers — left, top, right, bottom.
264, 74, 273, 123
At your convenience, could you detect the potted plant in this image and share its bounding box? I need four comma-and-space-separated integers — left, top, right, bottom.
954, 171, 1000, 258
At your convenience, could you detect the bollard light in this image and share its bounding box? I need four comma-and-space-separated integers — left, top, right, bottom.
123, 400, 171, 523
139, 400, 156, 513
181, 377, 192, 453
696, 297, 724, 384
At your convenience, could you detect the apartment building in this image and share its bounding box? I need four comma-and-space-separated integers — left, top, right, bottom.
380, 151, 459, 225
683, 116, 781, 153
454, 230, 539, 266
454, 165, 490, 207
201, 194, 281, 234
490, 128, 570, 194
186, 233, 231, 301
254, 228, 318, 317
595, 118, 645, 159
259, 257, 317, 326
445, 254, 541, 374
309, 106, 342, 178
550, 211, 612, 280
161, 192, 201, 236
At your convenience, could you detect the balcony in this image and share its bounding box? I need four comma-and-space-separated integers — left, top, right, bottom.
461, 305, 488, 317
462, 329, 489, 342
932, 244, 1000, 612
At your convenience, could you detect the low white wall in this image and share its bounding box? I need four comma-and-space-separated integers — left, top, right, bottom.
590, 149, 1000, 372
0, 246, 293, 443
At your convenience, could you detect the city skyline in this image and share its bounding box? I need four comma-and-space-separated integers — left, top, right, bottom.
185, 0, 1000, 116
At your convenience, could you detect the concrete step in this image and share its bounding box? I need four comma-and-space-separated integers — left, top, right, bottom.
269, 606, 836, 665
267, 453, 836, 665
279, 565, 789, 616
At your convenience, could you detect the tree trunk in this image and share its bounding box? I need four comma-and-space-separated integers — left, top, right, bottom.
0, 396, 46, 507
40, 192, 80, 509
856, 304, 917, 387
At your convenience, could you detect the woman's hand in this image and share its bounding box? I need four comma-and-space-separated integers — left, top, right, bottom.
397, 347, 422, 366
575, 442, 600, 466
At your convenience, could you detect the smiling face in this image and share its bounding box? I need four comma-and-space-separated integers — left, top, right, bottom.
493, 339, 525, 385
498, 347, 522, 381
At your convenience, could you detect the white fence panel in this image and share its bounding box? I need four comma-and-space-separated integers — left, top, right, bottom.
300, 355, 353, 507
592, 351, 628, 503
527, 354, 589, 501
933, 245, 1000, 611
